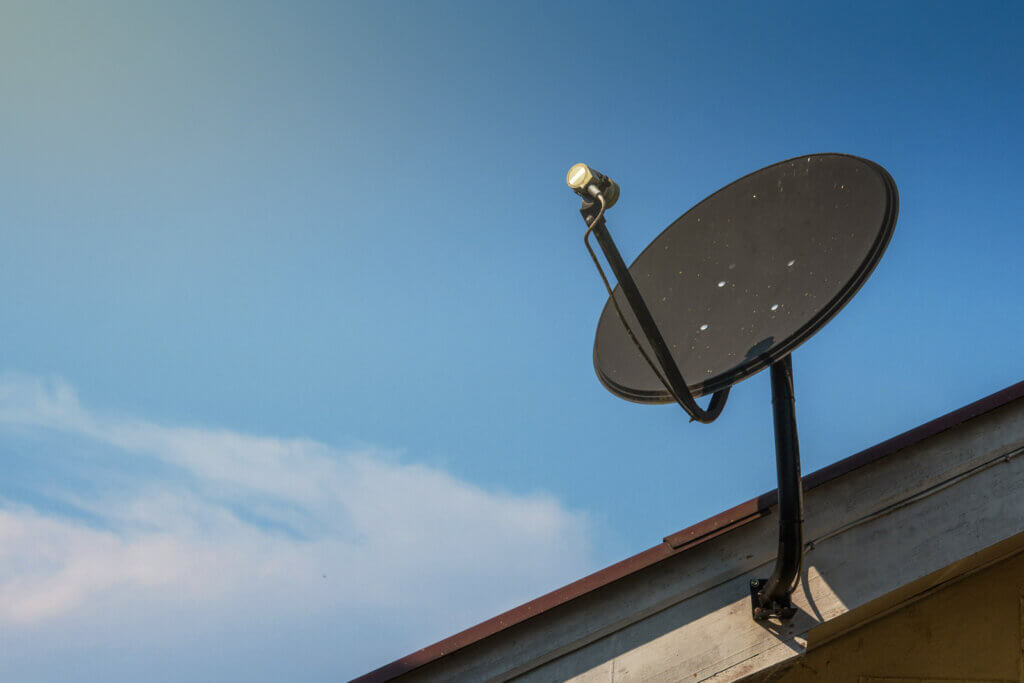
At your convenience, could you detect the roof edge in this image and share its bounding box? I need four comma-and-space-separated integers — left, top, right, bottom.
353, 378, 1024, 683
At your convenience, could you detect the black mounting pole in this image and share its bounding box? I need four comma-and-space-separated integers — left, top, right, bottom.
750, 354, 804, 620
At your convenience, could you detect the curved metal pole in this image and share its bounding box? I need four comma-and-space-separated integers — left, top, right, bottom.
751, 354, 804, 620
581, 199, 729, 423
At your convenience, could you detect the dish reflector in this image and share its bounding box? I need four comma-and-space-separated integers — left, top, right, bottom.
593, 153, 898, 402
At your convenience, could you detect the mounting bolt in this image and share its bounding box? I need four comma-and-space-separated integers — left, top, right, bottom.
750, 580, 760, 588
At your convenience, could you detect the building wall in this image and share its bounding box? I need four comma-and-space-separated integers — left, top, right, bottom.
380, 395, 1024, 683
750, 550, 1024, 683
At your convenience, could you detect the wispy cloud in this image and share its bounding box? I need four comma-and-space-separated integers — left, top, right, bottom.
0, 374, 593, 680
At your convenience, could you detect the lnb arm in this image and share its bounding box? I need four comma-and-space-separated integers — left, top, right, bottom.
579, 193, 729, 424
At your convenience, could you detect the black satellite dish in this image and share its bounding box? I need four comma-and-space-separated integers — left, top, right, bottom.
567, 153, 898, 620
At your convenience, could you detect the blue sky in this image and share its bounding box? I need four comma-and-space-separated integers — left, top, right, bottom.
1, 1, 1023, 680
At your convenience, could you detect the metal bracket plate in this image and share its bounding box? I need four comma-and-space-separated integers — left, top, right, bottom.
750, 579, 798, 621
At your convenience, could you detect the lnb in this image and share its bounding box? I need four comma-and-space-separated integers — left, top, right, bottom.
566, 163, 619, 209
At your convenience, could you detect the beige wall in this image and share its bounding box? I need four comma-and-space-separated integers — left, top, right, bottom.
748, 551, 1024, 683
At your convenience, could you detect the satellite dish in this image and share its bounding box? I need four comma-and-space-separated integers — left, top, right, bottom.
595, 154, 897, 402
566, 153, 898, 620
